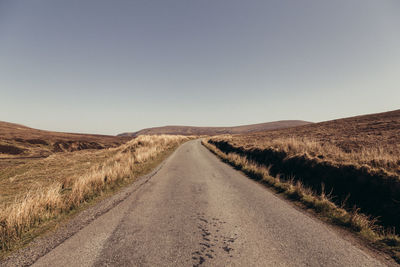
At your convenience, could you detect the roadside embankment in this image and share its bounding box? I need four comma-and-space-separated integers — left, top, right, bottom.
203, 138, 400, 262
208, 138, 400, 228
0, 135, 191, 258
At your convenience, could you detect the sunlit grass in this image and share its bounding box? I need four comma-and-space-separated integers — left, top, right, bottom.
202, 139, 400, 262
0, 135, 190, 253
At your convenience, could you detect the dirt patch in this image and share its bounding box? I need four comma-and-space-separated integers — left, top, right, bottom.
52, 141, 105, 153
0, 145, 25, 155
25, 139, 48, 145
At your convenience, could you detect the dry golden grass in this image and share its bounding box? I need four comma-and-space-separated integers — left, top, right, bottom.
208, 111, 400, 229
220, 136, 399, 176
212, 110, 400, 177
204, 110, 400, 262
0, 135, 190, 252
202, 139, 400, 262
0, 121, 130, 159
0, 149, 118, 205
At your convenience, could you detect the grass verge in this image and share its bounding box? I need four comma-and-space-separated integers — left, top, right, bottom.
202, 138, 400, 263
0, 135, 191, 259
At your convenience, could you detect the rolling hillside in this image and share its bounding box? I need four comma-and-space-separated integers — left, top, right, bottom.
206, 109, 400, 228
0, 121, 131, 158
118, 120, 311, 137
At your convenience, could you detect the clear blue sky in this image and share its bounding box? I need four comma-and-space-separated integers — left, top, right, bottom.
1, 1, 399, 135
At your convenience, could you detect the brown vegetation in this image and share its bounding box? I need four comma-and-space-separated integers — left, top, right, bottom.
224, 109, 400, 174
205, 109, 400, 261
0, 135, 191, 255
202, 139, 400, 262
118, 120, 311, 137
0, 145, 25, 155
0, 121, 130, 160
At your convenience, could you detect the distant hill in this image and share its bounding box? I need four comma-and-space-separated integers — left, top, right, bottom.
222, 109, 400, 153
0, 121, 130, 157
118, 120, 312, 137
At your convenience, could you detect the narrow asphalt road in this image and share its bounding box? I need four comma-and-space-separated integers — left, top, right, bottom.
32, 140, 385, 266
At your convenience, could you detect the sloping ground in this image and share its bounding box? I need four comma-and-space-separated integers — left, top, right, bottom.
5, 140, 387, 267
0, 121, 131, 159
227, 109, 400, 155
208, 109, 400, 228
118, 120, 311, 137
0, 135, 190, 255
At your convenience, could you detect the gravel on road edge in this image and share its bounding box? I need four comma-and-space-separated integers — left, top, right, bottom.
1, 155, 169, 267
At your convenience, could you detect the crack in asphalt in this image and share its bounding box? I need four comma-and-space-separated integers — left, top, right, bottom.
192, 213, 238, 266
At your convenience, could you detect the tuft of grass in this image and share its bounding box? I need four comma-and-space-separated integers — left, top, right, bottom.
211, 135, 400, 177
202, 138, 400, 262
211, 110, 400, 177
0, 135, 191, 255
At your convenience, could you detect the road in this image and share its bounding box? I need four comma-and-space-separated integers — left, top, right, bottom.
32, 140, 385, 266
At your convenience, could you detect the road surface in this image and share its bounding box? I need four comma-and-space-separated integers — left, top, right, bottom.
32, 140, 385, 266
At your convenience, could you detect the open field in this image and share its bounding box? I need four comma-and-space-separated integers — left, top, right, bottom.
118, 120, 311, 137
0, 121, 131, 160
0, 134, 191, 257
0, 121, 133, 206
217, 109, 400, 175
